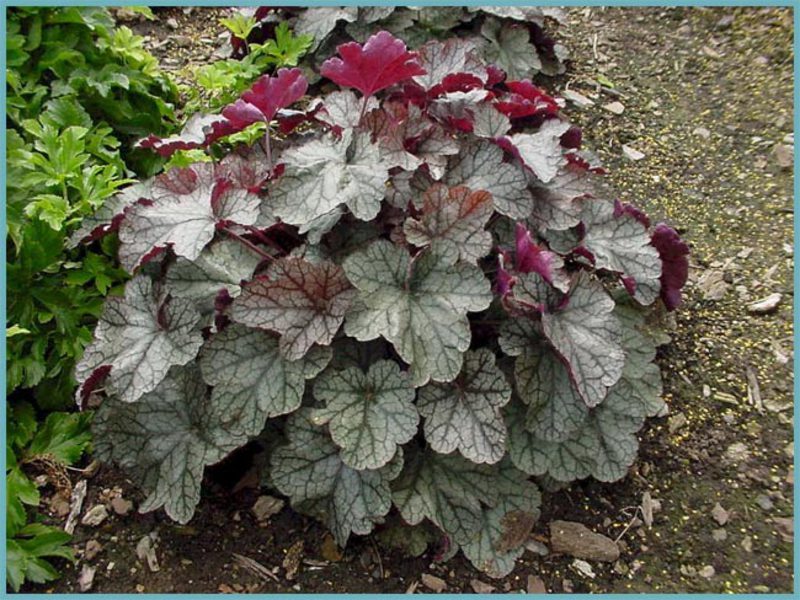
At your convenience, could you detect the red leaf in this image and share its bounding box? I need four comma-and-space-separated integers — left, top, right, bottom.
320, 30, 426, 98
220, 68, 308, 133
651, 224, 690, 311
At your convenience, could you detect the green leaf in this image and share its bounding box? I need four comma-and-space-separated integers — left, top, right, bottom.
26, 411, 92, 466
93, 364, 250, 523
391, 447, 499, 545
541, 273, 624, 407
343, 240, 492, 386
312, 360, 418, 470
219, 13, 258, 41
271, 409, 402, 545
480, 20, 541, 79
75, 274, 204, 403
417, 348, 511, 464
198, 324, 331, 436
460, 460, 541, 578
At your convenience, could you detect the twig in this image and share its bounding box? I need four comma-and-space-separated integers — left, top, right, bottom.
64, 480, 88, 535
231, 553, 280, 582
614, 506, 643, 543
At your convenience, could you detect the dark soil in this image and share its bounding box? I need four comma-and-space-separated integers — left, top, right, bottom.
31, 6, 794, 594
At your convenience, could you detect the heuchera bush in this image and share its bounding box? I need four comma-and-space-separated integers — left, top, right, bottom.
74, 30, 689, 578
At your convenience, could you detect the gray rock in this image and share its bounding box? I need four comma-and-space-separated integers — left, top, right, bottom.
81, 505, 109, 527
166, 17, 178, 30
550, 520, 620, 562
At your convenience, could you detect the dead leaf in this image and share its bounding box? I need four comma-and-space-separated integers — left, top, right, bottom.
496, 510, 536, 553
320, 534, 343, 562
64, 480, 87, 534
78, 564, 96, 592
470, 579, 495, 593
252, 495, 284, 523
283, 540, 304, 580
641, 492, 654, 528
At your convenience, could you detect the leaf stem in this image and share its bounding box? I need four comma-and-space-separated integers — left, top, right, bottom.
261, 124, 273, 170
222, 226, 274, 261
358, 95, 370, 126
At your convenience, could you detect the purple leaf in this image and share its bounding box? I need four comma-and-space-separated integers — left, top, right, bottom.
651, 223, 690, 311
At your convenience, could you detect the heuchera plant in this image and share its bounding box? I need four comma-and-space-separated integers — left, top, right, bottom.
74, 30, 689, 578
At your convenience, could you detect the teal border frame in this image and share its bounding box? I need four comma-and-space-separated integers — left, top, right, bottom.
1, 1, 796, 597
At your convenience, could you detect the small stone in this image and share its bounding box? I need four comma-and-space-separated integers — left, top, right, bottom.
602, 101, 625, 115
173, 35, 192, 48
571, 559, 596, 579
525, 539, 550, 556
421, 573, 447, 593
699, 565, 716, 579
725, 442, 750, 463
135, 534, 160, 573
755, 494, 774, 511
252, 495, 284, 523
561, 578, 574, 593
81, 505, 109, 527
49, 495, 71, 518
166, 17, 178, 30
111, 497, 133, 516
702, 385, 712, 398
772, 517, 793, 542
711, 502, 729, 526
716, 14, 735, 28
668, 412, 687, 433
693, 127, 711, 139
702, 46, 722, 59
741, 535, 753, 552
622, 145, 646, 161
136, 584, 145, 593
562, 89, 594, 108
85, 539, 103, 560
527, 575, 547, 594
78, 564, 96, 592
283, 540, 304, 580
696, 269, 728, 301
470, 579, 495, 594
712, 529, 727, 542
550, 520, 620, 562
772, 143, 793, 169
747, 293, 782, 314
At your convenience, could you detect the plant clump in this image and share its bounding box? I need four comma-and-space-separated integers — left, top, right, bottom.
74, 28, 689, 578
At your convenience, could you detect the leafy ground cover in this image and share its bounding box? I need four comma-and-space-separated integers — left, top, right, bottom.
21, 6, 794, 594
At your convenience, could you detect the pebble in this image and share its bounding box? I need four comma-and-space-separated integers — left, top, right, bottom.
562, 89, 595, 107
550, 520, 620, 562
166, 17, 178, 30
602, 101, 625, 115
755, 494, 774, 511
571, 559, 596, 579
622, 145, 646, 161
527, 575, 547, 593
747, 293, 782, 314
470, 579, 495, 594
78, 564, 96, 592
711, 502, 729, 526
421, 573, 447, 593
724, 442, 750, 463
693, 126, 711, 139
772, 143, 793, 169
85, 539, 103, 560
699, 565, 716, 579
252, 495, 284, 523
668, 412, 687, 433
711, 528, 727, 542
81, 505, 109, 527
525, 539, 550, 556
562, 578, 574, 593
110, 497, 133, 516
135, 534, 160, 573
741, 535, 753, 552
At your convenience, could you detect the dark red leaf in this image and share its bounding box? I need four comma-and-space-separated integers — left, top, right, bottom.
651, 224, 690, 311
494, 80, 560, 121
320, 30, 426, 98
560, 125, 582, 149
514, 223, 563, 286
613, 200, 651, 228
220, 68, 308, 135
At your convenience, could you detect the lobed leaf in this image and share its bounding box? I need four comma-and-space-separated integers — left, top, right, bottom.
343, 240, 492, 386
417, 348, 511, 465
271, 409, 402, 545
198, 324, 331, 436
230, 257, 357, 360
312, 360, 418, 470
75, 275, 203, 404
403, 184, 494, 264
